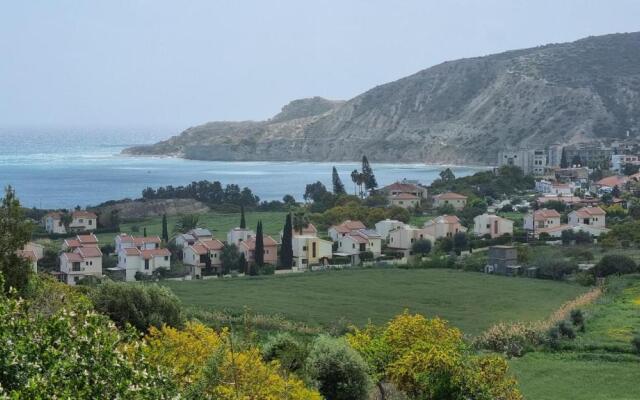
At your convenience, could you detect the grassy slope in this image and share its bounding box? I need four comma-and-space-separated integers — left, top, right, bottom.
162, 268, 586, 335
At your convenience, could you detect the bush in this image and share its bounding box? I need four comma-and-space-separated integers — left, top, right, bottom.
411, 239, 432, 256
570, 309, 585, 331
306, 335, 372, 400
557, 320, 576, 339
261, 333, 308, 374
90, 282, 184, 332
594, 255, 638, 277
359, 251, 374, 263
537, 259, 578, 281
575, 271, 596, 286
632, 335, 640, 355
258, 263, 275, 275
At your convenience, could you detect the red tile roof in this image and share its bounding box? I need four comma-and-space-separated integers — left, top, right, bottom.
596, 175, 628, 187
434, 215, 461, 224
434, 192, 467, 200
77, 234, 98, 244
63, 239, 81, 248
241, 235, 278, 250
533, 209, 561, 220
189, 244, 209, 255
77, 247, 102, 258
573, 206, 606, 218
199, 239, 224, 251
141, 248, 171, 259
331, 220, 366, 233
124, 248, 141, 256
72, 211, 97, 219
392, 193, 419, 200
133, 236, 161, 245
383, 182, 422, 192
62, 252, 83, 262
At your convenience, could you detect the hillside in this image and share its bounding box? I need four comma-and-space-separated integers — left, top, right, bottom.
125, 32, 640, 164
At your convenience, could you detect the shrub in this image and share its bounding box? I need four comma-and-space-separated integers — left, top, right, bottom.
594, 255, 637, 277
632, 335, 640, 355
90, 282, 184, 332
258, 263, 275, 275
575, 270, 596, 286
537, 259, 578, 280
359, 251, 374, 263
570, 309, 585, 331
306, 335, 372, 400
411, 239, 432, 256
557, 320, 576, 339
261, 333, 308, 374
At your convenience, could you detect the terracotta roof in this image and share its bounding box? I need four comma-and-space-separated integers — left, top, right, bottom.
573, 207, 606, 218
141, 248, 171, 259
45, 212, 62, 219
430, 215, 461, 224
77, 247, 102, 258
117, 234, 134, 243
199, 238, 224, 251
331, 220, 366, 233
17, 250, 38, 261
72, 211, 97, 219
392, 193, 419, 200
124, 248, 141, 256
596, 175, 628, 187
62, 252, 83, 262
189, 244, 209, 255
434, 192, 467, 200
77, 234, 98, 244
133, 236, 161, 245
383, 182, 422, 192
241, 235, 278, 250
533, 209, 561, 220
347, 232, 369, 244
63, 239, 81, 248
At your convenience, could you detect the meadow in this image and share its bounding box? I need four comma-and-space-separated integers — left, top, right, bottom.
162, 268, 587, 335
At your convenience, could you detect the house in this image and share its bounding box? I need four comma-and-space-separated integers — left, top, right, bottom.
187, 228, 213, 240
336, 229, 382, 258
291, 235, 333, 270
43, 212, 66, 234
554, 167, 589, 185
380, 181, 427, 208
374, 219, 406, 242
17, 242, 44, 272
432, 192, 467, 210
422, 215, 466, 239
183, 238, 225, 278
59, 246, 103, 285
595, 175, 628, 192
611, 154, 640, 172
535, 180, 573, 196
68, 211, 97, 231
114, 234, 168, 281
227, 227, 256, 246
473, 214, 514, 239
174, 233, 197, 249
485, 245, 519, 276
281, 223, 319, 239
566, 207, 609, 237
115, 233, 160, 253
537, 195, 599, 206
239, 235, 278, 266
62, 233, 99, 251
387, 225, 434, 255
523, 209, 561, 231
328, 220, 366, 241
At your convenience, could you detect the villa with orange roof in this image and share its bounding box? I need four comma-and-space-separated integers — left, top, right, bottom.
380, 181, 428, 209
328, 220, 367, 241
239, 235, 278, 266
183, 238, 225, 278
473, 214, 514, 239
523, 209, 561, 231
43, 210, 97, 234
422, 215, 466, 238
336, 229, 382, 258
59, 246, 103, 285
114, 233, 169, 281
433, 192, 468, 210
62, 233, 99, 251
17, 242, 44, 272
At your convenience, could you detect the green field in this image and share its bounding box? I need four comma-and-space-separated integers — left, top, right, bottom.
162, 268, 587, 335
510, 353, 640, 400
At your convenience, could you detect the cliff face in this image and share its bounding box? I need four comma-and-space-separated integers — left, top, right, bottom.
125, 32, 640, 165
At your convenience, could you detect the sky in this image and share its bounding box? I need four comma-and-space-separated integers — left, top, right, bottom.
1, 0, 639, 132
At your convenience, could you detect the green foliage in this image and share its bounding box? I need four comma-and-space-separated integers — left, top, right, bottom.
631, 335, 640, 355
431, 165, 534, 198
594, 254, 637, 277
261, 332, 308, 374
280, 213, 293, 269
161, 213, 169, 242
220, 243, 242, 274
306, 335, 372, 400
0, 186, 33, 294
255, 220, 264, 268
332, 166, 346, 195
90, 281, 184, 332
411, 238, 432, 256
239, 204, 246, 229
173, 214, 199, 234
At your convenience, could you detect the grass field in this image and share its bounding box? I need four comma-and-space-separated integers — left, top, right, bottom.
510, 352, 640, 400
162, 268, 587, 335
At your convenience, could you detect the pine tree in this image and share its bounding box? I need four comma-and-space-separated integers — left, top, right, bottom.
143, 227, 147, 237
240, 205, 246, 229
0, 186, 32, 293
254, 220, 264, 270
361, 156, 378, 191
161, 214, 169, 242
280, 214, 294, 269
560, 147, 568, 168
332, 166, 346, 195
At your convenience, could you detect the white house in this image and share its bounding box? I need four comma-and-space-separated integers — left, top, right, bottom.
183, 238, 225, 278
535, 180, 573, 196
387, 225, 434, 254
380, 181, 428, 207
611, 154, 640, 172
473, 214, 514, 238
17, 242, 44, 272
566, 207, 609, 237
389, 193, 420, 209
432, 192, 468, 210
291, 235, 333, 270
44, 212, 66, 234
59, 246, 103, 285
423, 215, 466, 239
328, 220, 366, 241
374, 219, 406, 242
337, 229, 382, 258
523, 209, 562, 231
227, 227, 255, 246
68, 211, 98, 231
62, 234, 99, 251
115, 234, 168, 281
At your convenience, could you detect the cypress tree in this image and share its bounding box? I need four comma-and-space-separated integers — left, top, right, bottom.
240, 204, 246, 229
361, 155, 378, 191
143, 227, 147, 237
332, 166, 346, 195
281, 214, 294, 269
254, 220, 264, 270
161, 214, 169, 242
560, 147, 568, 168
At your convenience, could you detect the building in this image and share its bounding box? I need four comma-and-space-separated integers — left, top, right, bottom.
595, 175, 628, 192
336, 229, 382, 258
473, 214, 514, 239
554, 167, 589, 185
387, 225, 434, 255
611, 154, 640, 173
43, 212, 66, 234
227, 227, 256, 246
291, 235, 333, 269
563, 143, 613, 168
380, 181, 427, 208
281, 223, 319, 239
537, 196, 599, 207
59, 246, 103, 285
239, 235, 278, 266
485, 246, 519, 275
374, 219, 406, 242
328, 220, 367, 241
62, 233, 99, 251
422, 215, 466, 239
498, 148, 547, 175
114, 234, 168, 281
523, 209, 561, 232
535, 180, 573, 196
183, 238, 225, 278
569, 207, 606, 228
17, 242, 44, 272
68, 211, 98, 231
432, 192, 468, 210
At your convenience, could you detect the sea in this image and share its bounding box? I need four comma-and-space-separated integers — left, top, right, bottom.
0, 127, 488, 209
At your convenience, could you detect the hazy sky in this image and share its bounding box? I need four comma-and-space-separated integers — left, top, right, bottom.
1, 0, 639, 131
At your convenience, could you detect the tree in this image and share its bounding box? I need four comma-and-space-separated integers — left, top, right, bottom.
292, 209, 310, 235
560, 147, 568, 168
411, 239, 432, 256
282, 194, 296, 206
351, 169, 364, 197
453, 232, 468, 255
571, 155, 583, 167
306, 335, 372, 400
173, 214, 199, 234
439, 167, 456, 183
261, 332, 308, 374
0, 186, 32, 294
361, 156, 378, 191
611, 185, 621, 198
623, 163, 640, 176
595, 254, 637, 277
280, 214, 294, 269
143, 227, 147, 237
254, 221, 264, 269
161, 214, 169, 242
332, 166, 346, 195
240, 204, 246, 229
220, 244, 241, 274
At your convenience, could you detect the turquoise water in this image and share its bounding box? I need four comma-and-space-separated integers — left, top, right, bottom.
0, 127, 487, 209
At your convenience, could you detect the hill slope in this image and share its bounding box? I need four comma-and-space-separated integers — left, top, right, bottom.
125, 32, 640, 164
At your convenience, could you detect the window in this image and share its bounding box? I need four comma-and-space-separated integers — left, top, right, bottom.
88, 220, 92, 225
79, 219, 84, 223
164, 256, 169, 261
302, 246, 307, 251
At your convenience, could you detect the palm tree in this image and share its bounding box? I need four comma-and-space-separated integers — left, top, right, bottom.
292, 209, 310, 235
173, 214, 199, 234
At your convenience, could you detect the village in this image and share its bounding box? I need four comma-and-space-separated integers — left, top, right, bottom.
19, 140, 640, 287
